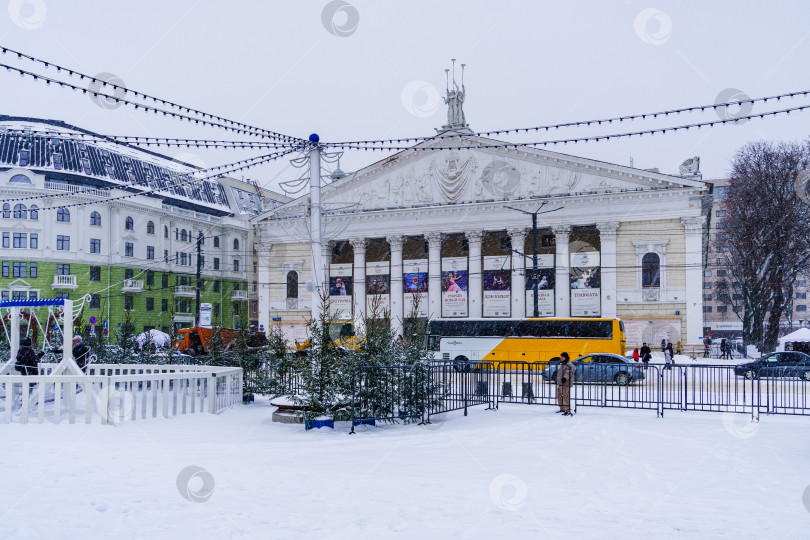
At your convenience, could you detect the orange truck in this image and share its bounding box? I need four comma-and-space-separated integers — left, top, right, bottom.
173, 327, 266, 356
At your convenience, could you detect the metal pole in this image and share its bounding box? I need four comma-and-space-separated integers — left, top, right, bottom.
309, 135, 323, 322
194, 231, 203, 327
532, 212, 539, 318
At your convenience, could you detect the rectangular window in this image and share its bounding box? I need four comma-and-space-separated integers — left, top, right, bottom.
253, 262, 257, 275
716, 257, 727, 265
57, 264, 70, 275
29, 262, 37, 278
147, 246, 154, 260
125, 269, 134, 280
180, 253, 187, 266
4, 261, 12, 277
12, 291, 26, 301
214, 280, 220, 292
12, 262, 26, 278
717, 233, 727, 241
124, 295, 133, 311
717, 305, 727, 313
703, 282, 712, 289
704, 270, 711, 277
90, 266, 101, 281
213, 257, 220, 270
733, 306, 742, 313
703, 306, 712, 313
90, 238, 101, 253
733, 294, 743, 301
146, 297, 154, 311
714, 186, 729, 199
251, 300, 258, 312
719, 294, 730, 303
28, 291, 37, 300
164, 250, 169, 263
717, 270, 727, 277
180, 276, 188, 286
798, 280, 807, 287
233, 260, 240, 272
233, 303, 240, 315
715, 221, 725, 229
797, 305, 807, 312
2, 232, 8, 248
125, 242, 134, 257
161, 298, 168, 312
146, 271, 155, 286
90, 294, 101, 309
1, 291, 8, 301
162, 273, 169, 288
798, 292, 807, 300
703, 294, 712, 301
29, 233, 37, 249
715, 210, 726, 217
213, 303, 219, 318
55, 292, 69, 300
56, 235, 70, 251
717, 246, 726, 253
13, 233, 26, 248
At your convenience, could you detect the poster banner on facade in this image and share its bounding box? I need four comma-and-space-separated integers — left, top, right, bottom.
199, 303, 212, 328
524, 254, 555, 317
403, 259, 428, 318
570, 252, 601, 316
442, 257, 468, 317
366, 261, 390, 316
328, 263, 353, 320
483, 255, 511, 317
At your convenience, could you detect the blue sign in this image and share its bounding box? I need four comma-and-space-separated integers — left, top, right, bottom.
89, 315, 97, 325
236, 323, 242, 329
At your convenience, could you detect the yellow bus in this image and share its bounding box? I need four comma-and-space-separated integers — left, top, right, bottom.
427, 318, 627, 369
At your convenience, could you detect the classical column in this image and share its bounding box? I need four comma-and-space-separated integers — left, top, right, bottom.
682, 216, 706, 346
597, 222, 619, 319
466, 231, 484, 318
553, 225, 572, 318
387, 234, 405, 336
320, 241, 333, 289
350, 238, 367, 322
257, 244, 272, 335
508, 228, 526, 318
425, 232, 443, 320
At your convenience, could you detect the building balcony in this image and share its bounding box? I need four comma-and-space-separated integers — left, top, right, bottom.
52, 275, 78, 290
174, 285, 196, 298
231, 290, 249, 301
269, 298, 312, 311
122, 279, 144, 293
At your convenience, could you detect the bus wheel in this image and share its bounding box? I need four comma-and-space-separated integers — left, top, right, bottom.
453, 356, 470, 373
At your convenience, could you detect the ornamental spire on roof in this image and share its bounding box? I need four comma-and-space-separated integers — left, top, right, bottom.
437, 59, 473, 135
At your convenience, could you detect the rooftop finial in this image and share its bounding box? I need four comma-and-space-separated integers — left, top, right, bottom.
438, 59, 470, 134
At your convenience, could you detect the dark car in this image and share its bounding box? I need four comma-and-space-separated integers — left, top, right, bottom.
542, 353, 645, 385
734, 351, 810, 380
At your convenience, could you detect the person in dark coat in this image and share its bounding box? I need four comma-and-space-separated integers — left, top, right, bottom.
555, 352, 575, 416
660, 338, 666, 352
15, 337, 38, 375
640, 342, 652, 364
72, 336, 91, 370
720, 338, 727, 359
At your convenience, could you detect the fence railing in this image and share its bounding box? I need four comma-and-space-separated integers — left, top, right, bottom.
0, 364, 242, 425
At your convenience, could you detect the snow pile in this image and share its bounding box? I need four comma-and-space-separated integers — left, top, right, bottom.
1, 400, 809, 538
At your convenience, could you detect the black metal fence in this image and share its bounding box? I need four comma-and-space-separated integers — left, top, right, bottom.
343, 361, 808, 431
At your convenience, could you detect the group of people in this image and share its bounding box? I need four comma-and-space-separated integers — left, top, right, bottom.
631, 339, 680, 368
702, 336, 734, 359
14, 335, 91, 375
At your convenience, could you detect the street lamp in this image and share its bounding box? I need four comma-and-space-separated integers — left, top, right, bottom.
505, 202, 563, 318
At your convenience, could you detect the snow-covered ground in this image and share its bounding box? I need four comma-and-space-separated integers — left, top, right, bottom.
1, 399, 809, 539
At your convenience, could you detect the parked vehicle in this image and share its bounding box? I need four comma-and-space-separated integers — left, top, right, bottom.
542, 353, 645, 385
733, 351, 810, 380
173, 327, 267, 356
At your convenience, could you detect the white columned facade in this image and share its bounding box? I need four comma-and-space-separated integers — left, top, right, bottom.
682, 216, 705, 344
467, 230, 484, 319
387, 234, 405, 336
351, 238, 367, 322
553, 225, 571, 318
257, 244, 272, 334
597, 222, 619, 319
508, 228, 526, 319
426, 232, 443, 320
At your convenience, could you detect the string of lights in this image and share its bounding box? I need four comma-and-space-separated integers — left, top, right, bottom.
1, 149, 296, 205
322, 88, 810, 147
321, 102, 810, 152
0, 45, 303, 143
0, 62, 301, 142
0, 128, 298, 149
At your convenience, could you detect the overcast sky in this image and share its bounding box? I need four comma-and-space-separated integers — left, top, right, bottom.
1, 0, 809, 191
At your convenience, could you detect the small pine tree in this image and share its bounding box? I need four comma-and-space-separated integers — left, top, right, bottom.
115, 311, 138, 363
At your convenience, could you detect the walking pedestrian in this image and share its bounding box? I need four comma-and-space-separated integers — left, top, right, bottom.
720, 338, 727, 359
640, 342, 652, 364
675, 340, 682, 355
703, 336, 711, 358
660, 338, 666, 352
15, 337, 38, 375
632, 347, 640, 362
664, 342, 674, 369
555, 352, 574, 416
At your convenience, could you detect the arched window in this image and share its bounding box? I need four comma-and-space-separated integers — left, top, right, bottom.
9, 174, 31, 184
57, 207, 70, 222
90, 211, 101, 226
164, 225, 168, 238
13, 204, 26, 219
28, 205, 38, 220
642, 253, 661, 288
2, 203, 9, 218
286, 271, 299, 299
125, 216, 134, 230
180, 229, 188, 242
213, 236, 220, 248
233, 238, 239, 251
146, 221, 155, 234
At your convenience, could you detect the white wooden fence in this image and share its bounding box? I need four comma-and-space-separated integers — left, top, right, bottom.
0, 364, 243, 425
